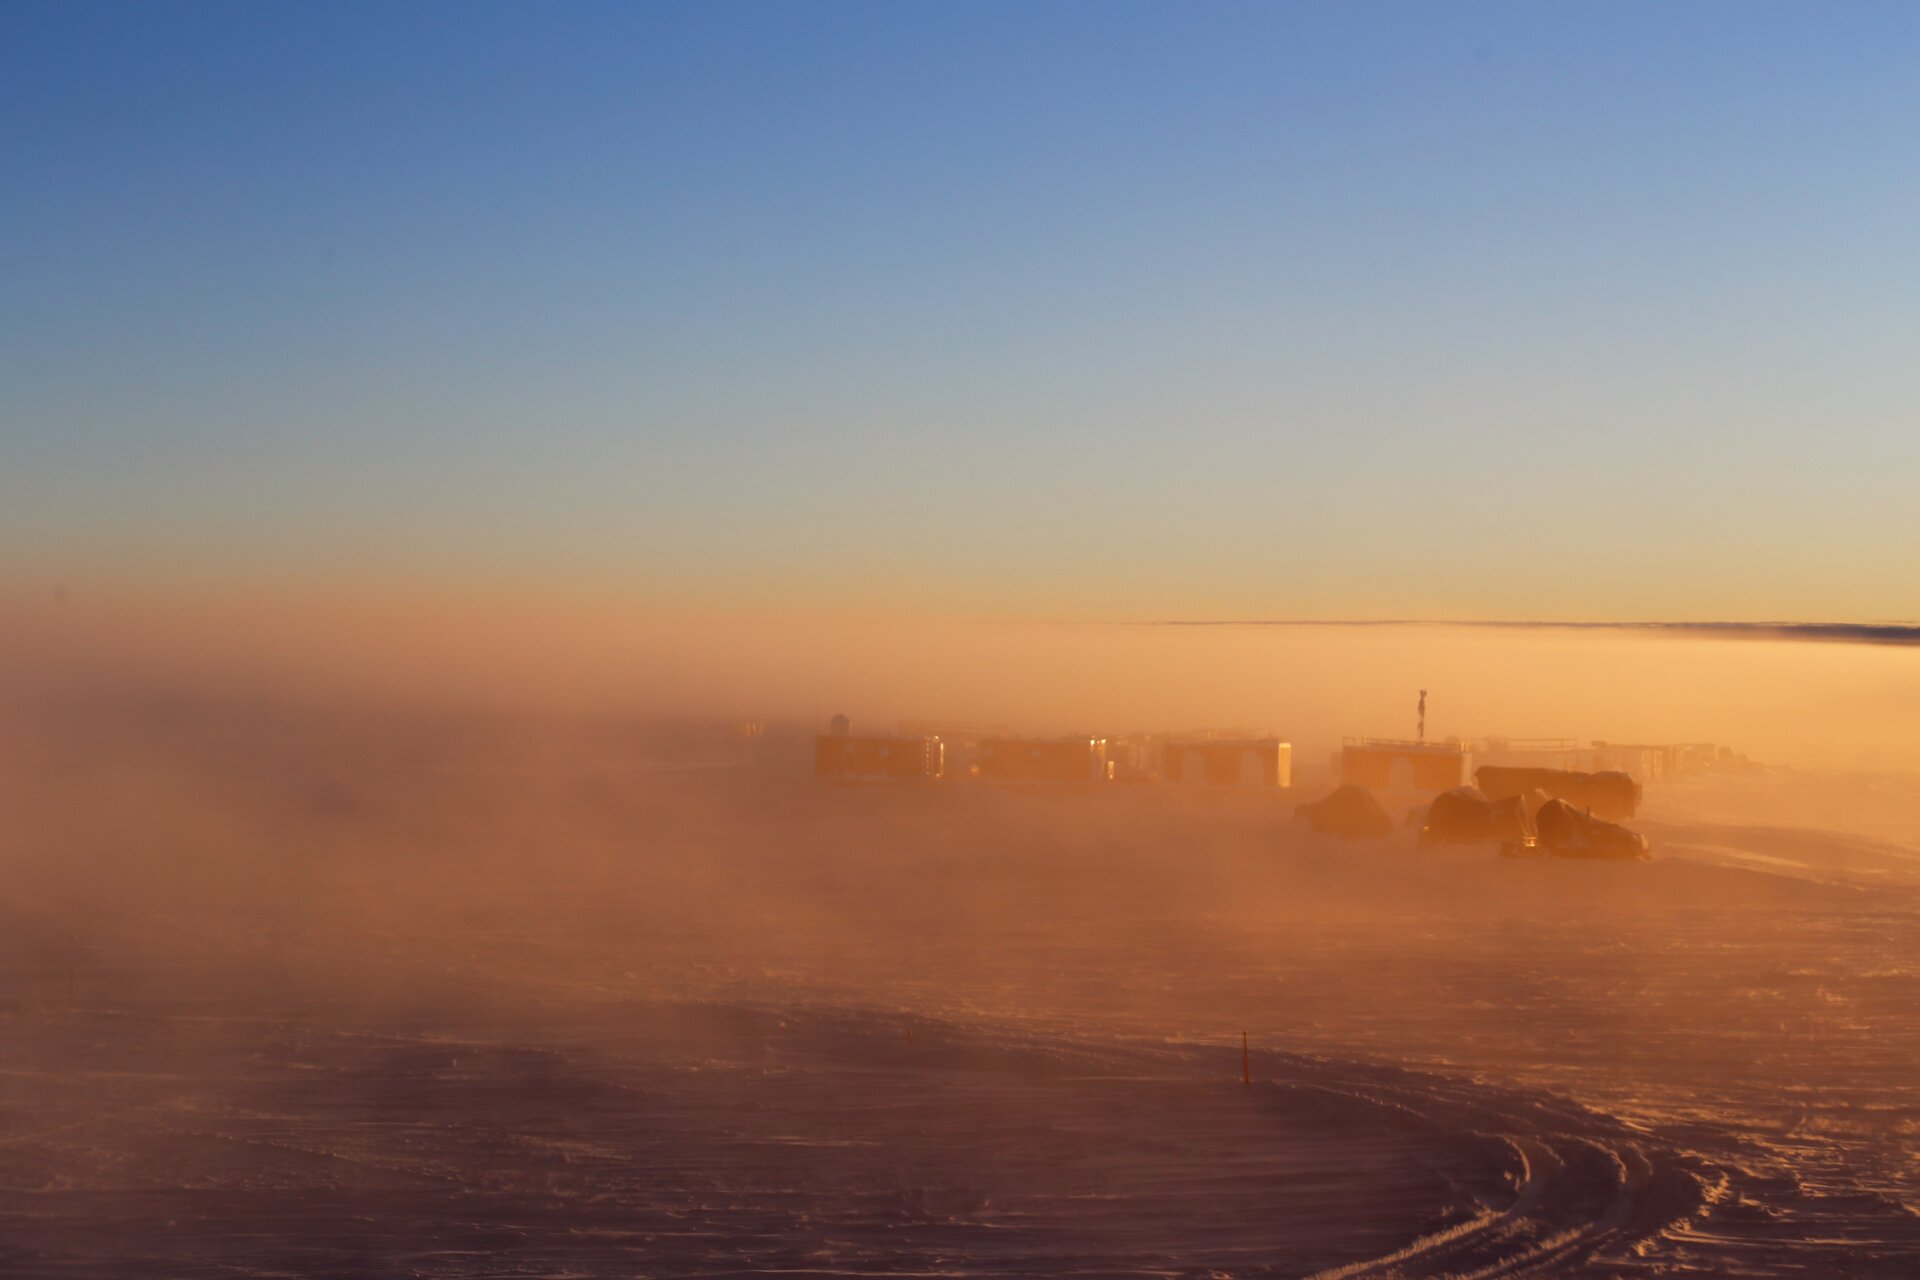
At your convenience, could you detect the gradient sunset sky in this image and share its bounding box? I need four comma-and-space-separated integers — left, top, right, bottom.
6, 2, 1917, 621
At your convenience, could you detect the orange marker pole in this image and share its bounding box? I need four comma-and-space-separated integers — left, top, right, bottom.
1242, 1031, 1251, 1085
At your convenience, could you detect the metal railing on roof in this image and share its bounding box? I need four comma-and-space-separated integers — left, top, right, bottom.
1342, 737, 1468, 751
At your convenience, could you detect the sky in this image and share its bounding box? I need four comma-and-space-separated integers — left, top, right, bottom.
5, 1, 1918, 622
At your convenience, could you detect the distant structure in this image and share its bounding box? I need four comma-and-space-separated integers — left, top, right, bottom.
1455, 738, 1756, 785
805, 696, 1750, 795
1341, 737, 1472, 793
897, 720, 1011, 780
1586, 741, 1738, 781
1470, 738, 1747, 781
815, 731, 942, 782
1103, 733, 1162, 784
1587, 741, 1672, 781
977, 736, 1108, 786
1476, 737, 1583, 771
1164, 738, 1292, 789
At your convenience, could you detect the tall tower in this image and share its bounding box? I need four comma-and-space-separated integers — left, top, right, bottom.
1417, 689, 1427, 744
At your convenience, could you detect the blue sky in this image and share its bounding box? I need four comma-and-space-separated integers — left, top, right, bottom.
5, 2, 1917, 618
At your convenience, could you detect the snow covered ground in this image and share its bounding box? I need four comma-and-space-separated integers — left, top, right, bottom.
2, 719, 1917, 1276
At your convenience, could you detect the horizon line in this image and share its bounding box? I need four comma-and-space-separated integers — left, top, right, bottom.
1121, 620, 1920, 646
